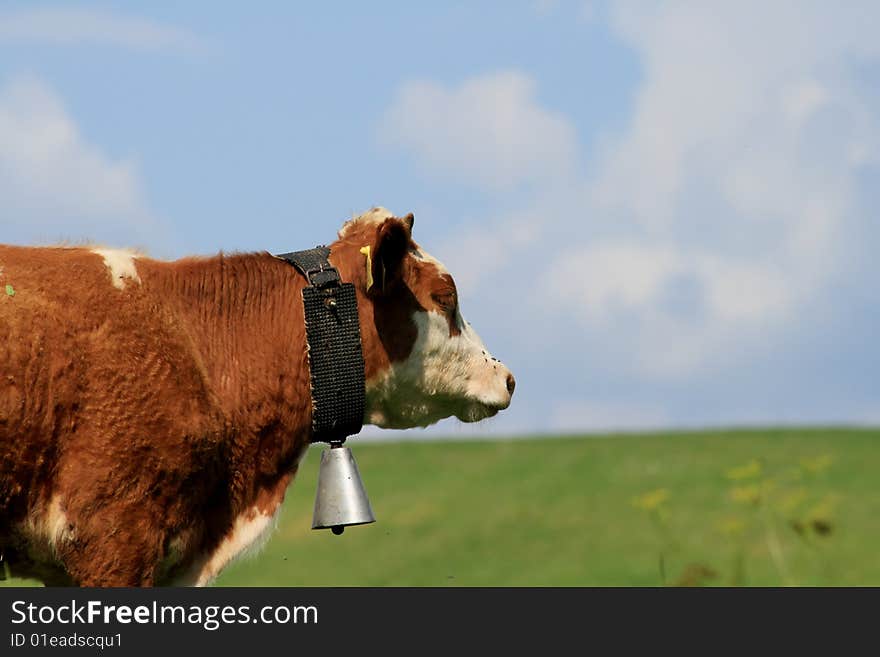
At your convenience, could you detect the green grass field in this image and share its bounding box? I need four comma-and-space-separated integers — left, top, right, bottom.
5, 428, 879, 586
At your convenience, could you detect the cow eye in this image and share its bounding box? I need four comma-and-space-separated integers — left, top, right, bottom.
432, 292, 456, 312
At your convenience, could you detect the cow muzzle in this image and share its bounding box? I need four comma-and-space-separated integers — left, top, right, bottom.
457, 364, 516, 422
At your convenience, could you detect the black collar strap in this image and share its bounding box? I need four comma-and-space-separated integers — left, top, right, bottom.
275, 246, 366, 444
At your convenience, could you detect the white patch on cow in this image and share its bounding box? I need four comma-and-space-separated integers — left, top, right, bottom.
25, 495, 75, 559
332, 211, 514, 428
364, 247, 513, 429
190, 505, 280, 587
178, 451, 306, 586
365, 308, 513, 429
92, 247, 141, 289
338, 206, 394, 238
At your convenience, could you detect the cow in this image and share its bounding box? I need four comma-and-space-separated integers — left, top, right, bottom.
0, 207, 515, 586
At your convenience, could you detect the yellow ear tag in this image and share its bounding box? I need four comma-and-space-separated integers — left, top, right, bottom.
359, 245, 373, 290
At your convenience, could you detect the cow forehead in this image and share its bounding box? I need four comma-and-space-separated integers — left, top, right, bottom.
338, 206, 394, 239
409, 244, 447, 272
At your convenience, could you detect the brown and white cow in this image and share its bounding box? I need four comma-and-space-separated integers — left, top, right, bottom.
0, 207, 514, 586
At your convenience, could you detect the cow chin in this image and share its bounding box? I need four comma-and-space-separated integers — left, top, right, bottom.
454, 402, 501, 424
364, 393, 498, 429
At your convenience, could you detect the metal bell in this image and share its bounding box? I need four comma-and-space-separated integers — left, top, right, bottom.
312, 444, 376, 535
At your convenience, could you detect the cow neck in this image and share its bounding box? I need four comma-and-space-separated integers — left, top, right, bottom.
275, 246, 366, 444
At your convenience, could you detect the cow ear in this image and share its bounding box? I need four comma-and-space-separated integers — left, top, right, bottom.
370, 217, 411, 295
400, 212, 414, 232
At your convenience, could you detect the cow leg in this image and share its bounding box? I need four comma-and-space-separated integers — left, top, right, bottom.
60, 535, 162, 587
53, 507, 165, 587
41, 572, 76, 587
1, 546, 75, 587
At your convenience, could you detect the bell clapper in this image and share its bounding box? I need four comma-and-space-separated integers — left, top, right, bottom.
329, 442, 348, 537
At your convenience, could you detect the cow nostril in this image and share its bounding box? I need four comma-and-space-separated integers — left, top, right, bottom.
506, 373, 516, 396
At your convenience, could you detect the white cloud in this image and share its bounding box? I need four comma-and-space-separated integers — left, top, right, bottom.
541, 242, 795, 376
0, 76, 162, 247
545, 0, 880, 376
781, 80, 829, 127
379, 71, 578, 190
378, 1, 880, 425
0, 7, 206, 53
548, 243, 792, 326
433, 207, 542, 290
594, 1, 879, 241
549, 243, 681, 323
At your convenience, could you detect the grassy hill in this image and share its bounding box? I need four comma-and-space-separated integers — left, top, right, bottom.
217, 427, 880, 586
5, 428, 879, 586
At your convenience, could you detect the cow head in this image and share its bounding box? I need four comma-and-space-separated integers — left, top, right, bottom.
329, 207, 515, 429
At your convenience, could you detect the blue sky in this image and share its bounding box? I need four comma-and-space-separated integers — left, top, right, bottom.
1, 1, 878, 438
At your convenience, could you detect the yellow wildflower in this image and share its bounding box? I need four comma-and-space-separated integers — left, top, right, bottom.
726, 459, 762, 481
631, 488, 670, 511
717, 516, 747, 536
800, 454, 833, 475
729, 484, 761, 505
